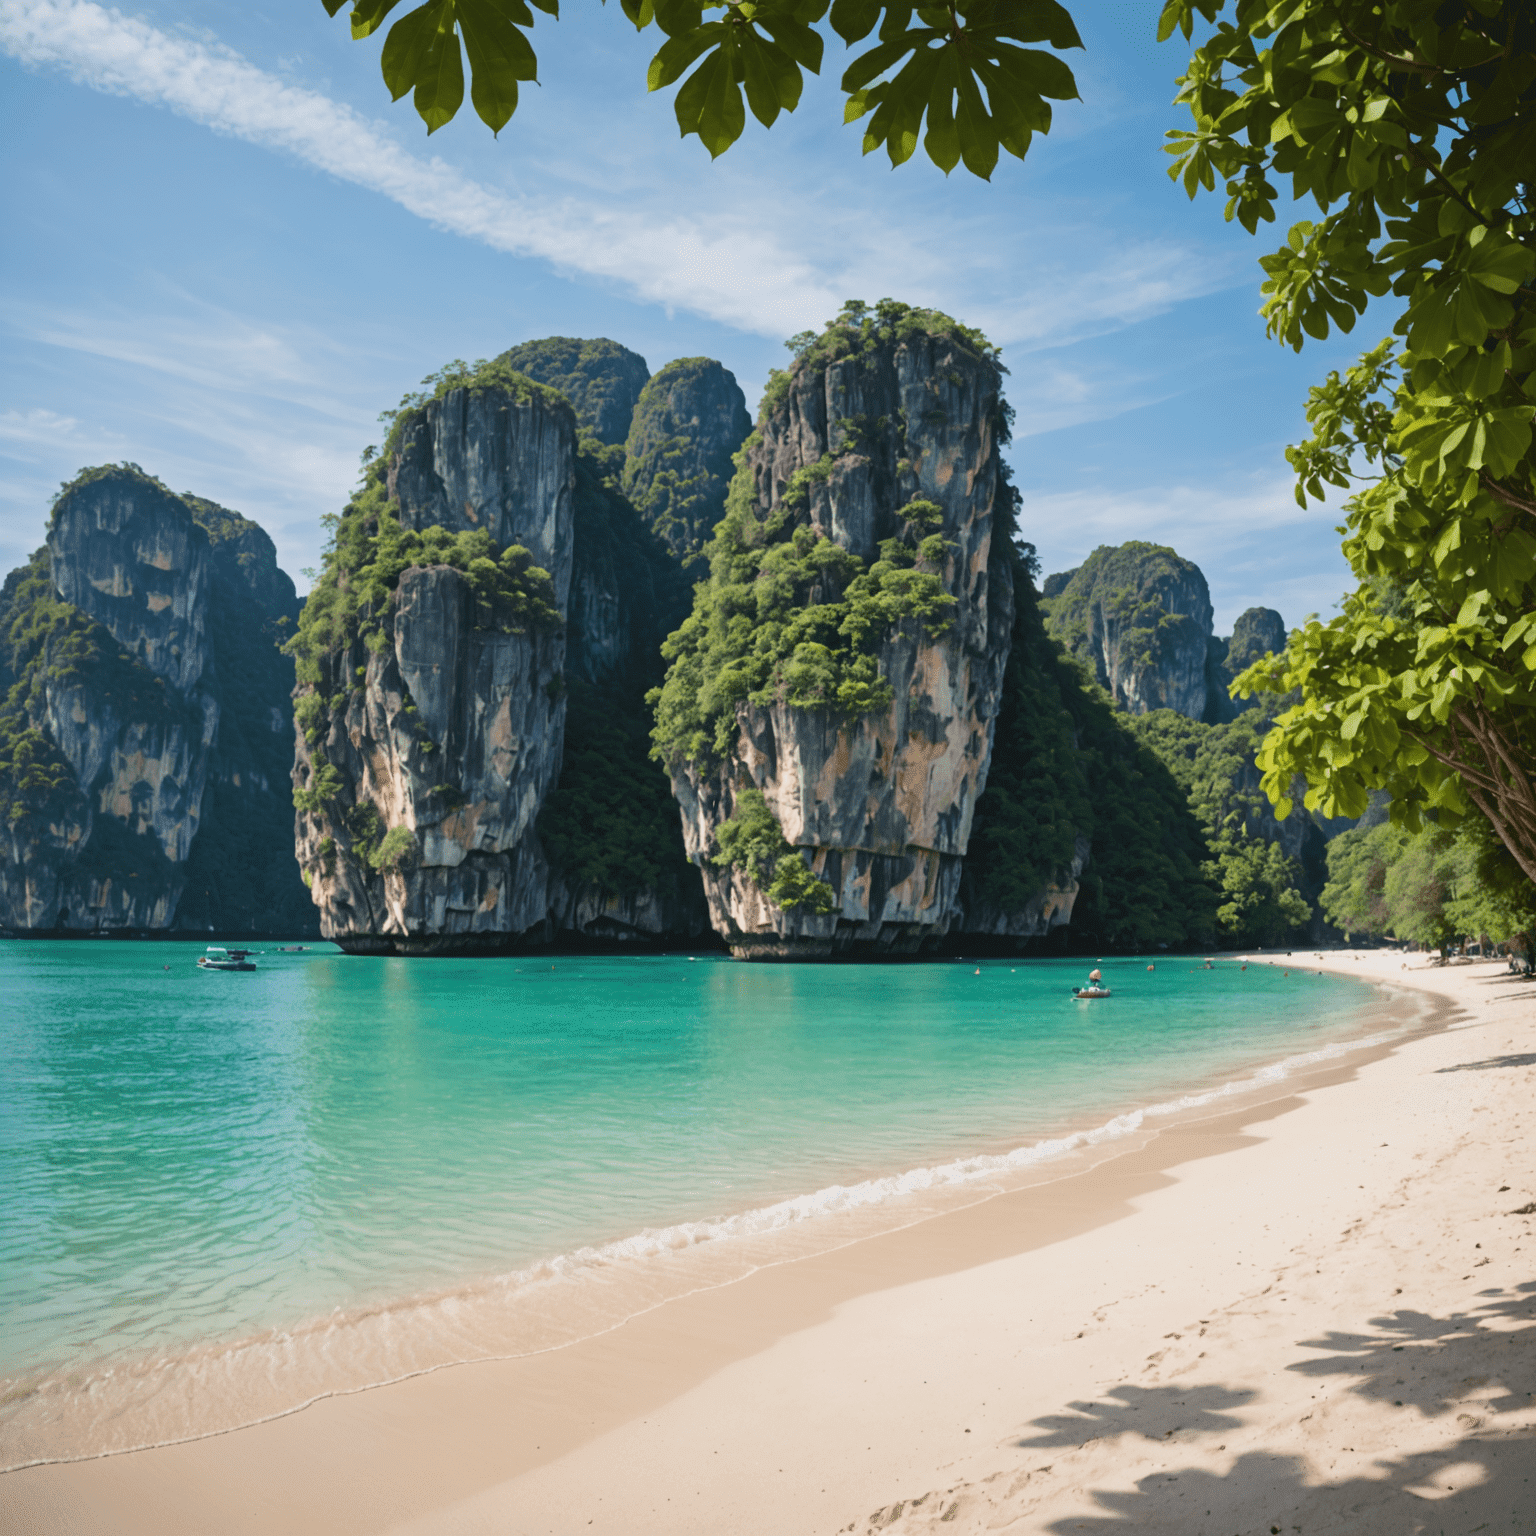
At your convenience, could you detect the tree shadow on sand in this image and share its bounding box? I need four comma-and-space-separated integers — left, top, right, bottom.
1435, 1052, 1536, 1072
1016, 1383, 1253, 1449
1037, 1283, 1536, 1533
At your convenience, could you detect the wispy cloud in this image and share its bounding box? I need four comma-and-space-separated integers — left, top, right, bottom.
0, 406, 89, 447
0, 0, 1237, 354
0, 0, 844, 337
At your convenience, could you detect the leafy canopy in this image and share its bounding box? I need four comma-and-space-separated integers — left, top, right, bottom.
1321, 811, 1536, 952
1159, 0, 1536, 885
320, 1, 1082, 176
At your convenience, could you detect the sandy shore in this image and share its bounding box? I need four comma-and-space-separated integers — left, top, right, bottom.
3, 948, 1532, 1534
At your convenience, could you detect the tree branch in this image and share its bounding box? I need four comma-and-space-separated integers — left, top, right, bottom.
1480, 472, 1536, 518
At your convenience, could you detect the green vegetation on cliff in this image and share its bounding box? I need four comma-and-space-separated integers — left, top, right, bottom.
710, 789, 837, 915
496, 337, 650, 446
621, 357, 752, 560
1131, 707, 1313, 948
293, 361, 569, 690
963, 527, 1219, 952
0, 548, 140, 823
765, 298, 1000, 417
648, 477, 956, 766
290, 487, 561, 683
536, 433, 699, 909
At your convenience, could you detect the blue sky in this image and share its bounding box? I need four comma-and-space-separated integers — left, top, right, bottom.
1, 0, 1384, 631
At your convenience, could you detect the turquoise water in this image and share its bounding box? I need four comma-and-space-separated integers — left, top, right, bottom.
0, 941, 1399, 1399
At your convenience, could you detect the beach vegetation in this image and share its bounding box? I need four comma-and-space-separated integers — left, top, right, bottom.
1162, 4, 1536, 888
1323, 811, 1536, 961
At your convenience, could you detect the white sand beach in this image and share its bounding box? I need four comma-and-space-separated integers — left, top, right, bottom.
3, 948, 1532, 1535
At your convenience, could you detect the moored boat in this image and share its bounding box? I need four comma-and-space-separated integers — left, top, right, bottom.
197, 947, 258, 972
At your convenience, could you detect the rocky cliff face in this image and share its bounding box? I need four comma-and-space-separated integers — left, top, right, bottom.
292, 355, 711, 954
1042, 542, 1215, 719
652, 307, 1016, 957
497, 337, 650, 446
293, 371, 575, 952
0, 466, 310, 935
621, 357, 752, 558
1225, 605, 1287, 676
1205, 606, 1289, 724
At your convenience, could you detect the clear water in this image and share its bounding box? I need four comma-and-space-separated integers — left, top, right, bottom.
0, 940, 1406, 1461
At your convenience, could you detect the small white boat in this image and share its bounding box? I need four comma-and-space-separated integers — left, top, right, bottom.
197, 946, 258, 972
1072, 986, 1111, 999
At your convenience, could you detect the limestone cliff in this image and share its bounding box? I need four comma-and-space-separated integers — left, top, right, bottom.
1042, 542, 1215, 718
0, 466, 310, 934
291, 353, 711, 953
291, 367, 575, 952
650, 303, 1016, 958
621, 357, 752, 559
1205, 605, 1289, 724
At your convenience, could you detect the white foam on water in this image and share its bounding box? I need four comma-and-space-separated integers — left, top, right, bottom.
526, 1019, 1411, 1272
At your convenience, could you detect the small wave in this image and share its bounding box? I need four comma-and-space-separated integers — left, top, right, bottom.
493, 1019, 1411, 1282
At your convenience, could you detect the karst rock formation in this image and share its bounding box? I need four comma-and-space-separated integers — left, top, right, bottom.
661, 317, 1023, 957
0, 466, 309, 934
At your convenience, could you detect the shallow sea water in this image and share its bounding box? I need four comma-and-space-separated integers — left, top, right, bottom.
0, 940, 1417, 1464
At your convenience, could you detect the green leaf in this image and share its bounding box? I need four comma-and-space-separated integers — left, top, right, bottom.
923, 46, 961, 174
649, 23, 721, 90
349, 0, 408, 39
955, 67, 998, 180
829, 0, 879, 45
411, 7, 465, 132
458, 0, 538, 133
380, 3, 444, 102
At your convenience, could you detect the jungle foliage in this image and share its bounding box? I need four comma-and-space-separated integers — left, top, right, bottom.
648, 472, 957, 766
1322, 810, 1536, 956
536, 433, 701, 905
498, 336, 651, 446
320, 1, 1083, 177
621, 357, 753, 561
1131, 706, 1315, 947
963, 537, 1220, 952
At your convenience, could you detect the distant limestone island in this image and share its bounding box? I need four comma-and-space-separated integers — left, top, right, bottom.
0, 305, 1358, 955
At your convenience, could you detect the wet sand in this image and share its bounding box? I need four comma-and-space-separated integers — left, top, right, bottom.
3, 948, 1532, 1534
